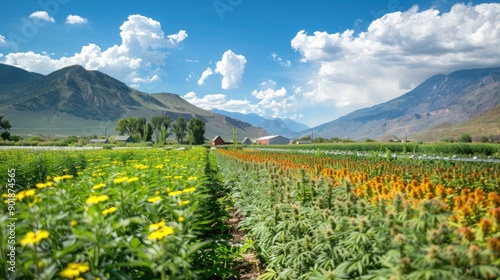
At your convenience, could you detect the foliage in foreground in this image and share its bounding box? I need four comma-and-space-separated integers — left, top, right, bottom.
0, 148, 236, 279
214, 149, 500, 279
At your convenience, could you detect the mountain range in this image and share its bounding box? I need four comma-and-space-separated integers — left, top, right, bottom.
0, 63, 498, 142
210, 109, 309, 138
0, 64, 267, 140
300, 66, 500, 141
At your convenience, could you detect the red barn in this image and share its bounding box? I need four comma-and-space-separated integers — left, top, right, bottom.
211, 135, 225, 146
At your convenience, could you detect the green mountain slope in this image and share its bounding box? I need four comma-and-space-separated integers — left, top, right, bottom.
305, 66, 500, 141
411, 104, 500, 142
0, 64, 267, 140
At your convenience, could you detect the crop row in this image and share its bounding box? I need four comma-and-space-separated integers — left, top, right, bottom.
251, 142, 500, 157
1, 148, 235, 279
215, 149, 500, 279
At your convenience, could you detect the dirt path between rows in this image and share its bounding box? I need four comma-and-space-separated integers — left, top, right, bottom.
228, 211, 262, 279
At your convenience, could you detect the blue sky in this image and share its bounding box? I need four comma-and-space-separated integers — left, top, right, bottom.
1, 0, 500, 126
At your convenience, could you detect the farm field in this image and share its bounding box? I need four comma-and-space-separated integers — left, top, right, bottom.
1, 144, 499, 279
248, 142, 500, 160
0, 148, 236, 279
214, 148, 500, 279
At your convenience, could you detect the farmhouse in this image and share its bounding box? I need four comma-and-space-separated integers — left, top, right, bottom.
90, 139, 109, 144
255, 135, 290, 145
211, 135, 225, 146
241, 137, 253, 145
114, 135, 135, 143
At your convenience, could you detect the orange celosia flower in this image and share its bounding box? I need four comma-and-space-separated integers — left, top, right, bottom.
458, 227, 475, 242
487, 237, 500, 254
479, 218, 493, 237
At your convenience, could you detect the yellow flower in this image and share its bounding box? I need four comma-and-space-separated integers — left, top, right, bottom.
178, 216, 185, 222
155, 191, 160, 195
92, 183, 106, 190
155, 164, 164, 169
149, 220, 166, 230
26, 189, 36, 197
187, 176, 198, 181
182, 187, 196, 193
60, 263, 90, 279
28, 197, 40, 207
53, 174, 74, 182
179, 200, 190, 206
86, 195, 109, 205
127, 177, 139, 183
174, 175, 183, 179
16, 191, 25, 201
60, 268, 79, 279
70, 220, 78, 226
133, 164, 149, 170
147, 196, 162, 203
102, 206, 117, 215
36, 183, 47, 189
113, 177, 129, 184
20, 230, 50, 247
168, 191, 182, 197
148, 225, 175, 241
165, 175, 172, 179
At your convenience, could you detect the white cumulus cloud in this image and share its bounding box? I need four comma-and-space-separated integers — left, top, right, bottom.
168, 30, 188, 44
1, 14, 187, 87
183, 86, 295, 118
29, 11, 55, 23
290, 3, 500, 118
0, 34, 5, 44
182, 92, 254, 112
197, 67, 214, 85
214, 50, 247, 89
252, 87, 295, 117
252, 87, 287, 101
65, 15, 88, 25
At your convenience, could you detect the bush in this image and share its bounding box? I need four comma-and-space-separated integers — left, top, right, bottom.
458, 133, 472, 143
65, 136, 79, 144
441, 137, 454, 143
28, 136, 47, 142
9, 135, 22, 142
480, 135, 493, 143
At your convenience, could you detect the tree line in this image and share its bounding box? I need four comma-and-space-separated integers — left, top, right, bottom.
115, 115, 206, 145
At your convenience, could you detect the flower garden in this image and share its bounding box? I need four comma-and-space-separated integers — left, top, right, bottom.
1, 146, 499, 279
1, 148, 233, 279
214, 148, 500, 279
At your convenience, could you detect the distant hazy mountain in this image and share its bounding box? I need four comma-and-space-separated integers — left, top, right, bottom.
0, 64, 267, 139
211, 109, 309, 138
302, 66, 500, 141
